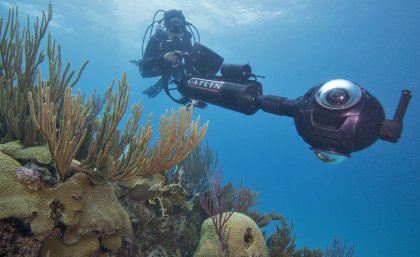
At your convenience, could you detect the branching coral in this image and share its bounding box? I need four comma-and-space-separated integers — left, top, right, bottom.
325, 237, 355, 257
28, 77, 90, 182
147, 105, 208, 175
65, 72, 209, 184
267, 216, 297, 257
232, 183, 260, 214
170, 142, 218, 194
0, 6, 51, 146
0, 4, 87, 147
200, 170, 235, 255
74, 74, 154, 183
46, 33, 89, 114
267, 216, 323, 257
0, 1, 210, 187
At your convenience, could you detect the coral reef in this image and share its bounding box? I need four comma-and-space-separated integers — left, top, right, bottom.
114, 175, 203, 256
0, 3, 208, 256
194, 212, 268, 257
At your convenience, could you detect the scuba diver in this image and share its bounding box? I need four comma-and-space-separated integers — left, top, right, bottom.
131, 9, 200, 98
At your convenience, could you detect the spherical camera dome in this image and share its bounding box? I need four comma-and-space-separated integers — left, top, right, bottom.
313, 150, 348, 164
315, 79, 362, 109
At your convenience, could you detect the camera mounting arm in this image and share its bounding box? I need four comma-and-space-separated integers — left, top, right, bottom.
257, 95, 301, 118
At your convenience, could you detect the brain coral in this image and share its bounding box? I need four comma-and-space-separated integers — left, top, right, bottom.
0, 140, 52, 164
0, 151, 82, 234
39, 232, 100, 257
194, 212, 268, 257
0, 151, 132, 255
62, 173, 132, 249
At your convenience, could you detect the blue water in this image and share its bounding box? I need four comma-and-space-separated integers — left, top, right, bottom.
2, 1, 419, 256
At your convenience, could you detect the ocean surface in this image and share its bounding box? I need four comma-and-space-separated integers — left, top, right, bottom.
1, 0, 419, 256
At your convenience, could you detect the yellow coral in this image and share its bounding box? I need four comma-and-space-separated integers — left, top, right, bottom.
0, 141, 52, 164
0, 141, 24, 158
100, 231, 124, 251
0, 151, 131, 254
39, 232, 100, 257
0, 151, 82, 235
0, 149, 20, 170
63, 173, 132, 245
194, 212, 268, 257
28, 80, 89, 182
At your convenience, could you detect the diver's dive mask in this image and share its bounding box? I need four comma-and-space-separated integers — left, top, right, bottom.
167, 17, 185, 35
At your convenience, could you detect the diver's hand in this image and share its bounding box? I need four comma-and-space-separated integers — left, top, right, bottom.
164, 52, 178, 64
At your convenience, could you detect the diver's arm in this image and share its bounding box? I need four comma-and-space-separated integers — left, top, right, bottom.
140, 37, 168, 78
183, 32, 193, 51
182, 32, 193, 67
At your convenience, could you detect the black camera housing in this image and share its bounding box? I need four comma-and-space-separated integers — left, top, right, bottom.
294, 85, 385, 156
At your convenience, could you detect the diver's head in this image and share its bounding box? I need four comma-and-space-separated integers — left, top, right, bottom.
164, 9, 186, 35
294, 79, 386, 163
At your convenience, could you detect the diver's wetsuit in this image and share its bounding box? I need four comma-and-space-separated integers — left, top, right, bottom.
141, 31, 192, 77
139, 30, 192, 97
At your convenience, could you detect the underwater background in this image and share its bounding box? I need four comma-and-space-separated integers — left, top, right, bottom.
1, 0, 419, 256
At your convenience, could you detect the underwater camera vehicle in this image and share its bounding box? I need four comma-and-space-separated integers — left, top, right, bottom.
160, 43, 412, 164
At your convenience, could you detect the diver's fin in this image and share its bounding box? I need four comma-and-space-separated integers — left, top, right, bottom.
130, 59, 141, 66
143, 77, 165, 98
